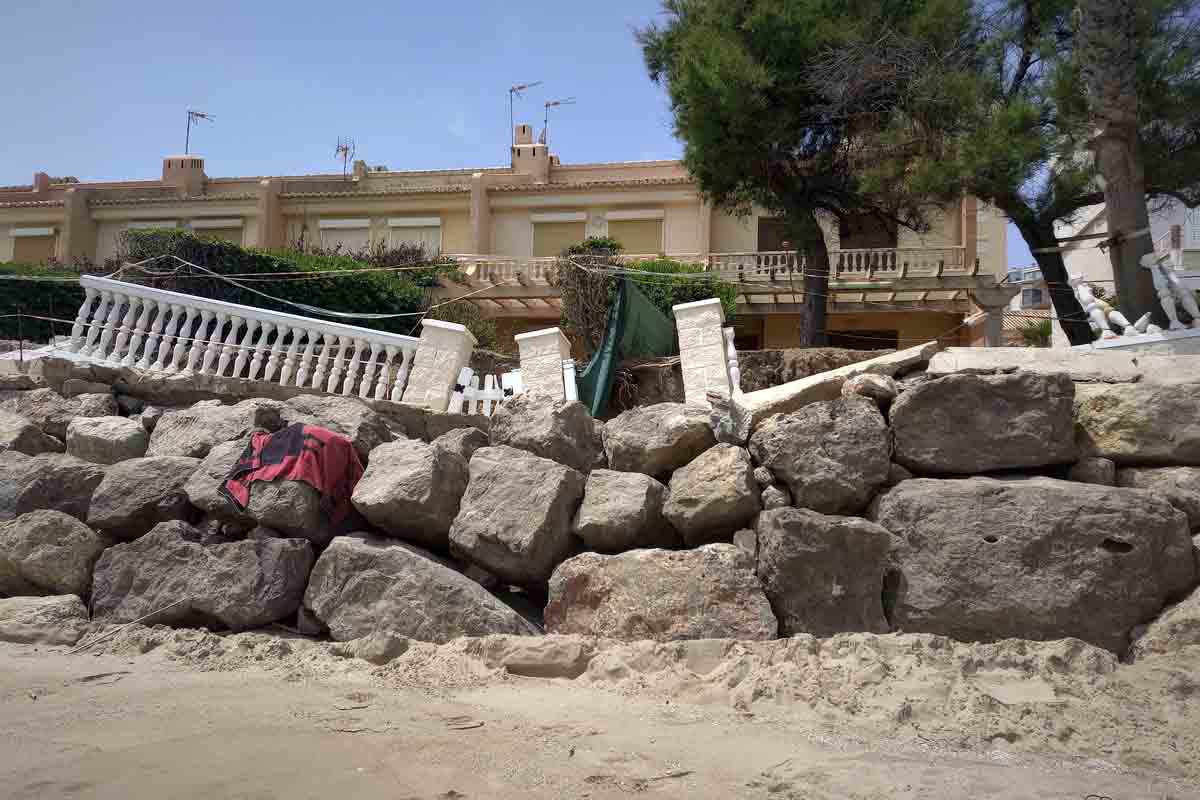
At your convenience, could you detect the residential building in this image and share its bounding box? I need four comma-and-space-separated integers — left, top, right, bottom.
1056, 200, 1200, 283
0, 124, 1012, 350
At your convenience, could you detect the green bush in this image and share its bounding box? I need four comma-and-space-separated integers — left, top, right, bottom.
1019, 319, 1052, 347
425, 300, 501, 352
0, 263, 86, 342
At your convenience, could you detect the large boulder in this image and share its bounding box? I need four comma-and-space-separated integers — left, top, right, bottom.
281, 395, 391, 462
0, 511, 109, 597
0, 595, 89, 645
91, 521, 313, 630
0, 410, 63, 456
544, 545, 777, 642
351, 439, 468, 550
889, 372, 1076, 474
663, 444, 760, 546
302, 533, 536, 644
147, 398, 283, 459
449, 445, 585, 588
748, 396, 890, 515
183, 437, 255, 525
1067, 457, 1116, 487
0, 388, 117, 439
431, 426, 489, 463
1129, 587, 1200, 659
1115, 466, 1200, 531
1075, 383, 1200, 466
0, 452, 107, 523
572, 469, 678, 554
489, 392, 600, 472
755, 508, 893, 636
245, 480, 330, 546
65, 416, 149, 465
87, 456, 200, 539
870, 477, 1196, 653
602, 403, 716, 479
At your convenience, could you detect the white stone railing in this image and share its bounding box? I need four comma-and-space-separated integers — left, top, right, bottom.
65, 275, 423, 402
705, 246, 972, 282
446, 255, 560, 287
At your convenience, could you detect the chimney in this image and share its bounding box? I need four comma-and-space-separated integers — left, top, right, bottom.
31, 172, 51, 197
511, 123, 551, 183
161, 155, 207, 196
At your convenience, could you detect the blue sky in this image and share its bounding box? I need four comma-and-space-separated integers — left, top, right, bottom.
0, 0, 1033, 266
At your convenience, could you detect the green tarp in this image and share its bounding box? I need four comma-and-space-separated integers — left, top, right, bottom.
575, 278, 677, 417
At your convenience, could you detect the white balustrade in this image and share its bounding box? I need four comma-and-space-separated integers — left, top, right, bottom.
63, 275, 421, 402
447, 365, 525, 416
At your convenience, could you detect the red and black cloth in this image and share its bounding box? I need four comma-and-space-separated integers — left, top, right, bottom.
220, 423, 364, 525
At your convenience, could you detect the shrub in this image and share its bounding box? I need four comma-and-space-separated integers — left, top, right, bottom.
0, 263, 86, 342
426, 300, 501, 352
1019, 318, 1052, 347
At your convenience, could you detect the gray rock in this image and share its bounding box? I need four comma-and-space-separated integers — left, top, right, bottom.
0, 511, 109, 597
0, 452, 107, 523
0, 410, 63, 456
602, 403, 716, 479
1115, 466, 1200, 531
146, 398, 283, 459
0, 388, 117, 439
663, 444, 760, 546
431, 426, 489, 463
0, 595, 89, 645
761, 484, 792, 510
488, 392, 600, 472
752, 466, 774, 489
280, 394, 390, 462
425, 411, 489, 442
749, 396, 890, 515
870, 477, 1196, 653
246, 525, 283, 541
61, 379, 113, 398
65, 416, 149, 465
331, 630, 411, 665
572, 469, 678, 554
885, 463, 914, 487
732, 528, 757, 559
303, 533, 536, 644
544, 544, 777, 642
478, 635, 596, 679
449, 445, 585, 588
87, 456, 200, 539
246, 481, 330, 546
890, 372, 1076, 475
139, 405, 166, 433
115, 394, 145, 415
756, 508, 893, 636
841, 373, 899, 406
91, 520, 314, 630
1129, 586, 1200, 659
351, 439, 468, 549
183, 437, 255, 525
1076, 383, 1200, 466
1067, 457, 1116, 486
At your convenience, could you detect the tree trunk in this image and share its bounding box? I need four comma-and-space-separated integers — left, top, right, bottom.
1077, 0, 1162, 325
1021, 220, 1095, 346
796, 209, 830, 347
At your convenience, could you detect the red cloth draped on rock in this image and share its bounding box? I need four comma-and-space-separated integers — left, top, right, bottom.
220, 423, 364, 525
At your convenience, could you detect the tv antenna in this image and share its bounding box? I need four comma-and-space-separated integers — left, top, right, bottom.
509, 81, 543, 146
185, 110, 214, 154
542, 97, 576, 149
335, 137, 357, 180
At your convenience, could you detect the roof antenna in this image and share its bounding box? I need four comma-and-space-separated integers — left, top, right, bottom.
185, 110, 214, 155
509, 81, 543, 147
542, 97, 576, 149
335, 137, 356, 181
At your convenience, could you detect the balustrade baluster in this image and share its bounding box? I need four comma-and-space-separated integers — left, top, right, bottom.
341, 338, 366, 396
263, 325, 289, 383
66, 288, 98, 352
95, 294, 126, 363
199, 313, 229, 375
326, 335, 349, 394
247, 322, 274, 381
375, 346, 397, 401
296, 332, 319, 387
230, 318, 260, 378
218, 316, 248, 376
121, 298, 153, 366
79, 291, 111, 357
183, 310, 214, 374
358, 343, 382, 399
311, 333, 333, 390
107, 295, 141, 363
391, 347, 413, 402
165, 307, 194, 372
138, 302, 170, 369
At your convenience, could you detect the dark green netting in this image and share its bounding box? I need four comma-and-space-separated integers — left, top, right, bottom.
575, 278, 677, 416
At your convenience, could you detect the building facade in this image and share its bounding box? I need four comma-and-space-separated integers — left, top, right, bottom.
1, 124, 1011, 350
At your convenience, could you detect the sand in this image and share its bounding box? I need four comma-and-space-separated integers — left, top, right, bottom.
1, 626, 1197, 799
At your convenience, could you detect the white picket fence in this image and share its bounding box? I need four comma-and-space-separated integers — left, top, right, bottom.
448, 366, 525, 416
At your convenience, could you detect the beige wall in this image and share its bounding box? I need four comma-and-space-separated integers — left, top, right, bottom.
95, 221, 124, 263
441, 211, 471, 254
663, 203, 703, 255
977, 202, 1008, 279
758, 310, 964, 350
491, 209, 535, 257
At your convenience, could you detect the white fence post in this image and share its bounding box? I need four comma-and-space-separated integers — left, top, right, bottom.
514, 327, 572, 401
673, 297, 733, 407
400, 319, 478, 412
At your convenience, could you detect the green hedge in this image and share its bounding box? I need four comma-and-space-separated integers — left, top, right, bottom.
0, 263, 86, 342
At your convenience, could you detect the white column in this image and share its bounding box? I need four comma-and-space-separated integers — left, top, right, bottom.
355, 342, 379, 398
673, 297, 732, 407
514, 327, 572, 401
296, 332, 319, 387
341, 338, 366, 396
376, 346, 397, 401
326, 335, 350, 394
400, 320, 478, 411
391, 346, 414, 402
165, 307, 195, 372
248, 322, 275, 381
311, 332, 333, 389
79, 291, 111, 356
200, 312, 229, 374
138, 301, 170, 369
263, 325, 289, 383
279, 328, 303, 386
95, 294, 125, 363
121, 297, 152, 367
66, 288, 98, 352
183, 310, 214, 374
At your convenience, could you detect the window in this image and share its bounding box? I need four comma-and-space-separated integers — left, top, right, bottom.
608, 219, 663, 254
318, 219, 371, 252
10, 227, 57, 262
532, 212, 587, 257
387, 217, 441, 256
1022, 288, 1045, 307
190, 218, 243, 245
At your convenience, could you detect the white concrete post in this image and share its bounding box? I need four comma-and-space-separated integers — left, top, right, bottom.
400, 319, 478, 411
514, 327, 572, 401
673, 297, 733, 406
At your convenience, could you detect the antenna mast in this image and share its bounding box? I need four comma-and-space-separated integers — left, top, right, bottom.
185, 110, 214, 155
335, 137, 357, 180
542, 97, 576, 149
508, 81, 543, 147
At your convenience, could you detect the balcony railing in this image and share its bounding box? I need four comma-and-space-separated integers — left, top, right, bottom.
64, 275, 421, 401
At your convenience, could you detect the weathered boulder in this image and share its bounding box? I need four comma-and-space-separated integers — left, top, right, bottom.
841, 373, 899, 406
753, 466, 774, 488
663, 444, 760, 546
303, 533, 536, 644
1067, 457, 1117, 487
0, 511, 109, 597
756, 508, 893, 637
87, 456, 200, 539
890, 372, 1076, 475
65, 416, 149, 465
544, 545, 777, 642
0, 452, 107, 523
885, 463, 914, 487
602, 403, 716, 479
1129, 587, 1200, 659
351, 439, 468, 549
425, 411, 489, 442
0, 388, 117, 439
572, 469, 677, 554
1075, 383, 1200, 466
1115, 466, 1200, 531
246, 480, 330, 546
139, 405, 167, 433
91, 520, 313, 630
733, 528, 757, 559
870, 477, 1196, 653
0, 595, 89, 645
748, 396, 890, 515
183, 437, 254, 525
431, 426, 489, 463
449, 445, 585, 588
146, 398, 283, 459
281, 395, 390, 462
0, 410, 63, 456
489, 392, 600, 472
